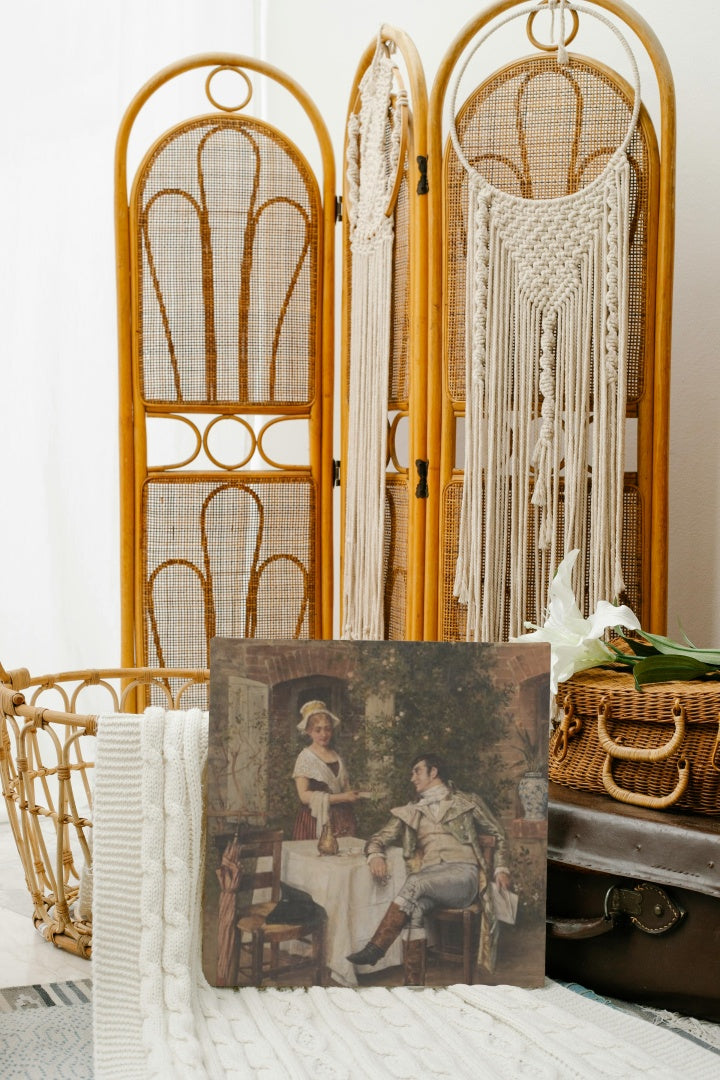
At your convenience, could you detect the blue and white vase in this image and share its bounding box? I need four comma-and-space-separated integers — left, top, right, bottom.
517, 772, 548, 820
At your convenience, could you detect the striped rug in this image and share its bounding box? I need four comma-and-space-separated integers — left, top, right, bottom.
0, 980, 93, 1079
0, 977, 92, 1012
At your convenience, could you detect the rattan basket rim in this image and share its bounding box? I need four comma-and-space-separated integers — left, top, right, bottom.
559, 666, 720, 724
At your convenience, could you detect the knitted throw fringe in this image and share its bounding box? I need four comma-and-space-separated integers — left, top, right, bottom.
450, 2, 641, 641
342, 39, 404, 640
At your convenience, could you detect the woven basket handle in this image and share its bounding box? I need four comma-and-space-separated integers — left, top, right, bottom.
712, 724, 720, 774
602, 755, 690, 809
550, 697, 583, 762
597, 698, 690, 809
597, 698, 686, 762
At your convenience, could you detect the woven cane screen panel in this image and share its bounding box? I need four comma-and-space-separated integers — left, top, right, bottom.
445, 56, 651, 405
142, 475, 316, 671
383, 477, 409, 640
439, 479, 642, 643
390, 169, 410, 405
135, 117, 320, 407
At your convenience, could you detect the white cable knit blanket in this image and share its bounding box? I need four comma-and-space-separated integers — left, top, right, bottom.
92, 709, 717, 1079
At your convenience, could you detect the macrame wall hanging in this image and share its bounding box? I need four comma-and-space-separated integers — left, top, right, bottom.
450, 1, 641, 642
342, 37, 407, 639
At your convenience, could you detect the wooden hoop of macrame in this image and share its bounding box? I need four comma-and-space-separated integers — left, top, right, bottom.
449, 1, 641, 641
342, 39, 407, 639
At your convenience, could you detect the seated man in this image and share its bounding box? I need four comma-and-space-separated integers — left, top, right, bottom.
347, 752, 510, 984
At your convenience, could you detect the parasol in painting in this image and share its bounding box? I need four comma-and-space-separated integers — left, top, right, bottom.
215, 833, 244, 984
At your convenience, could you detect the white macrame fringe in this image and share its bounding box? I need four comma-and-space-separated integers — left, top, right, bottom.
453, 161, 632, 641
450, 2, 640, 642
343, 237, 394, 639
342, 40, 402, 640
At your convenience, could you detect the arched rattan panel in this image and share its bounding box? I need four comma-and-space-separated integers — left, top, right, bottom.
341, 27, 428, 640
116, 56, 336, 687
426, 0, 674, 641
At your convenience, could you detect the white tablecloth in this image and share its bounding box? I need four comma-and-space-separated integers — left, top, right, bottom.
281, 837, 406, 986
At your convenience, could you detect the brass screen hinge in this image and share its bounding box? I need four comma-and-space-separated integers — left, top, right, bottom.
335, 195, 343, 222
416, 156, 429, 195
332, 459, 341, 487
415, 459, 429, 498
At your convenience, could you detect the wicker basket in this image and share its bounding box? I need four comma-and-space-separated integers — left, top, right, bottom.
0, 662, 209, 958
551, 667, 720, 814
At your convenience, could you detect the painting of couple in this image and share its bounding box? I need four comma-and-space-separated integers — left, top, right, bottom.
203, 639, 549, 989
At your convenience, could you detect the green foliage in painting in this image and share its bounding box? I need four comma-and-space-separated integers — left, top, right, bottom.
342, 642, 514, 835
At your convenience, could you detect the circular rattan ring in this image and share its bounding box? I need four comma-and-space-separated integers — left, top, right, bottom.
387, 412, 409, 473
203, 415, 256, 470
527, 5, 580, 53
205, 66, 253, 113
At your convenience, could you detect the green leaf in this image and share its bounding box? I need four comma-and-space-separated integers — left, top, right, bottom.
603, 642, 640, 666
637, 631, 720, 666
632, 654, 719, 690
676, 620, 696, 649
616, 635, 659, 658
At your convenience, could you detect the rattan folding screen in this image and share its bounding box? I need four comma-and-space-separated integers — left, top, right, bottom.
116, 56, 335, 687
340, 29, 428, 640
424, 0, 674, 641
338, 1, 673, 644
116, 2, 674, 669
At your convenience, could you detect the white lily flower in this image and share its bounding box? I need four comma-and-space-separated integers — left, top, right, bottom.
512, 549, 642, 695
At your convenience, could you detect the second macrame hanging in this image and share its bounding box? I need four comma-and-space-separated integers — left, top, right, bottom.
342, 39, 406, 640
450, 2, 641, 641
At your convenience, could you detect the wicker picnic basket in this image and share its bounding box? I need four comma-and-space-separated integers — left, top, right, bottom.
0, 662, 208, 958
551, 667, 720, 815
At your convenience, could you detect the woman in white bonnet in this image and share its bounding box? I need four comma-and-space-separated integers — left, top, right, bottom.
292, 700, 367, 840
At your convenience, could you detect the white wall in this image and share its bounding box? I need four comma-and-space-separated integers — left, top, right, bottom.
0, 0, 718, 677
0, 0, 263, 674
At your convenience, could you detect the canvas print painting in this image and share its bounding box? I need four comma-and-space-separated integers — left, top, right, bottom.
203, 639, 550, 989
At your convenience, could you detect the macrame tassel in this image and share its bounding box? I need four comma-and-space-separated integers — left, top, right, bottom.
613, 160, 631, 598
342, 42, 402, 640
589, 155, 631, 603
453, 178, 488, 638
343, 238, 394, 639
455, 151, 633, 641
532, 307, 558, 548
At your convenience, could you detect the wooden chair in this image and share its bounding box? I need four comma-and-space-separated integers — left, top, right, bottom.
430, 901, 483, 985
235, 829, 327, 987
428, 835, 496, 984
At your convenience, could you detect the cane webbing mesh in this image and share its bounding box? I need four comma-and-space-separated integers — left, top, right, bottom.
142, 475, 316, 672
445, 55, 651, 405
383, 476, 409, 640
135, 116, 320, 406
390, 169, 410, 405
439, 478, 642, 643
385, 160, 411, 639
